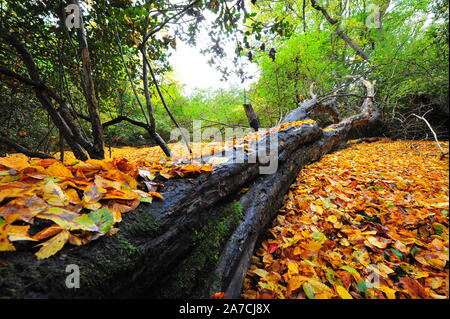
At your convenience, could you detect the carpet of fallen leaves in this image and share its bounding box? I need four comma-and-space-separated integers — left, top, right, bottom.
242, 139, 449, 299
0, 120, 314, 259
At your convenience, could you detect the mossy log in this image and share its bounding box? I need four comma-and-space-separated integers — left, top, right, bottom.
0, 123, 322, 298
0, 79, 378, 299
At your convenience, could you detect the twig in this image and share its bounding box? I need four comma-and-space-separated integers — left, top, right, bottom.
199, 118, 249, 128
412, 113, 447, 156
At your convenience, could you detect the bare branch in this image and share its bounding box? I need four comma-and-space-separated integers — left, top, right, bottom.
0, 136, 55, 159
102, 116, 148, 129
412, 113, 447, 156
199, 118, 249, 128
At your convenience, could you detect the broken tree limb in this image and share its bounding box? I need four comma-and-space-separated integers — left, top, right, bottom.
0, 123, 322, 298
282, 83, 340, 124
204, 129, 345, 298
243, 104, 261, 131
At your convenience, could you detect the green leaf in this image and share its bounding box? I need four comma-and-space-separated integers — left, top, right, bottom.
390, 248, 403, 259
0, 217, 4, 226
442, 209, 448, 217
357, 280, 367, 293
44, 176, 62, 182
312, 232, 325, 241
302, 282, 315, 299
433, 222, 445, 235
88, 207, 114, 234
38, 208, 98, 232
322, 197, 333, 209
325, 269, 342, 286
73, 214, 98, 231
410, 246, 420, 257
339, 265, 360, 278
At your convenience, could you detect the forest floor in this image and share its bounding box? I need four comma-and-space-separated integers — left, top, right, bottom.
242, 139, 449, 299
0, 137, 448, 299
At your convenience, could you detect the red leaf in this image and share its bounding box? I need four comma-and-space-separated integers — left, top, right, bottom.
211, 292, 227, 299
268, 243, 278, 254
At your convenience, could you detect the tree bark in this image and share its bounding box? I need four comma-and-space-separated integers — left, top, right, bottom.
141, 43, 172, 157
243, 103, 261, 131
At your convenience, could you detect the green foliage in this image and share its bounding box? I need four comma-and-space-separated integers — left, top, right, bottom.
244, 0, 448, 137
0, 0, 448, 156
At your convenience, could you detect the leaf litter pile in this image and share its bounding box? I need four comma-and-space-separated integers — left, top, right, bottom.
242, 139, 449, 299
0, 120, 314, 260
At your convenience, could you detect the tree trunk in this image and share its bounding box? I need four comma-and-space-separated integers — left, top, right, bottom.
0, 79, 379, 299
142, 43, 172, 157
73, 0, 105, 159
0, 33, 90, 160
243, 103, 261, 131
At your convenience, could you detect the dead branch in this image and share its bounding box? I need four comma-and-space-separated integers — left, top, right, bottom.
0, 136, 55, 159
199, 118, 249, 128
412, 113, 448, 156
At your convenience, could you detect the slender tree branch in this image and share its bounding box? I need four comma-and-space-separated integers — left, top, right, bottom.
142, 0, 201, 43
73, 0, 104, 159
140, 47, 192, 155
310, 0, 369, 60
0, 136, 55, 159
102, 115, 148, 129
199, 118, 249, 128
412, 113, 447, 156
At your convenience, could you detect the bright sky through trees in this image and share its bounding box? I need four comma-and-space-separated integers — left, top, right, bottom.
168, 2, 259, 95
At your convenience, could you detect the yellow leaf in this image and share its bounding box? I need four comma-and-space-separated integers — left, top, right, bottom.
0, 225, 15, 251
335, 285, 353, 299
377, 286, 397, 299
37, 207, 99, 232
6, 224, 36, 241
366, 236, 390, 249
0, 157, 29, 171
42, 180, 70, 206
35, 230, 70, 259
287, 261, 299, 276
45, 162, 73, 179
327, 215, 338, 223
252, 268, 269, 278
306, 279, 334, 298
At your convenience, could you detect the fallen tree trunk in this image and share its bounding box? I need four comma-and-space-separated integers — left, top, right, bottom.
202, 78, 379, 298
0, 79, 379, 299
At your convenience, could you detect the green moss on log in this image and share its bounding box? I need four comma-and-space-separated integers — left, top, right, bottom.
80, 233, 142, 291
151, 201, 244, 298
